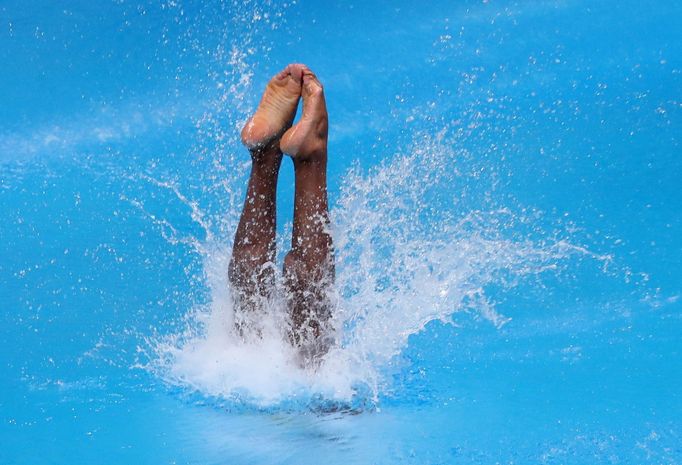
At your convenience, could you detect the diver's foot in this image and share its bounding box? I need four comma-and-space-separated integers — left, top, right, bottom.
280, 70, 328, 163
241, 64, 307, 151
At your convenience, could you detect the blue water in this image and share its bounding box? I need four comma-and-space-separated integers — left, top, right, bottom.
2, 0, 681, 463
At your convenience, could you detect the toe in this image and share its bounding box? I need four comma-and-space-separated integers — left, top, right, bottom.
286, 63, 308, 83
302, 72, 323, 96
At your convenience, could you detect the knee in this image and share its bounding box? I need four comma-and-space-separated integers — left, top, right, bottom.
283, 251, 303, 281
284, 251, 321, 288
229, 247, 273, 288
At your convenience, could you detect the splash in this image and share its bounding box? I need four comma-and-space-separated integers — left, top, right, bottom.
131, 0, 611, 411
140, 123, 604, 410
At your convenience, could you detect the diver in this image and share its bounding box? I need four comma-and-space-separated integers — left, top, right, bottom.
228, 64, 334, 366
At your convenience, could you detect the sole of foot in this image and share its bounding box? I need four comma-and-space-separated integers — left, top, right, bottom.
280, 71, 328, 162
241, 63, 308, 151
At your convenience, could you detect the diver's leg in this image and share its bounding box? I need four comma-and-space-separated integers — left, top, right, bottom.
280, 70, 335, 363
229, 64, 305, 335
229, 146, 281, 334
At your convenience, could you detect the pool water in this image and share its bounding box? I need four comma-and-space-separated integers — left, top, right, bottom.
1, 0, 681, 463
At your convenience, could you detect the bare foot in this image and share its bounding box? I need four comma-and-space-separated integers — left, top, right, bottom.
241, 64, 307, 151
280, 71, 328, 161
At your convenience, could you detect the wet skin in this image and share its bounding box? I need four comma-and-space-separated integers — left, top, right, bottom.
229, 64, 334, 366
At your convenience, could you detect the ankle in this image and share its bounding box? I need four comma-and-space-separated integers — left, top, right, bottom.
293, 149, 327, 170
294, 161, 327, 187
251, 146, 283, 172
